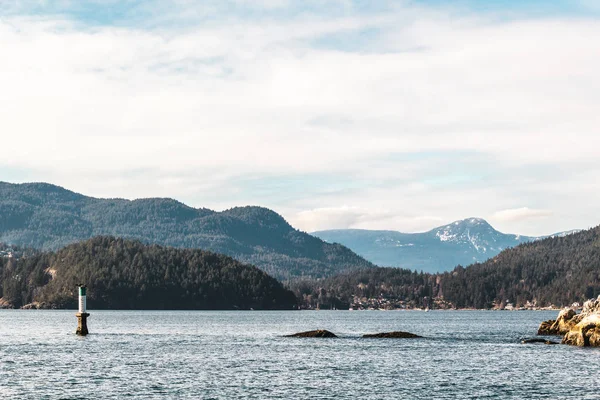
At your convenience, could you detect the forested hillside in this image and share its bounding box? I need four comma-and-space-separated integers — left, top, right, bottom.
441, 225, 600, 308
291, 267, 436, 309
296, 225, 600, 309
0, 182, 373, 279
0, 237, 297, 310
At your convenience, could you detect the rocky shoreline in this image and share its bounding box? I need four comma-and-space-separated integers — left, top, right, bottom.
537, 295, 600, 347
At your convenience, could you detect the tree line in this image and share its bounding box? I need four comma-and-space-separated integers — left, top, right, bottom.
292, 226, 600, 309
0, 236, 297, 310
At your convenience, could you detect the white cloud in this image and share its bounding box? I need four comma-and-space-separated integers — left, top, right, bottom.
290, 205, 453, 233
0, 2, 598, 236
491, 208, 553, 223
291, 206, 394, 232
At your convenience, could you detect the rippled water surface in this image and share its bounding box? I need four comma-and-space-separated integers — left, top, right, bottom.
1, 310, 599, 399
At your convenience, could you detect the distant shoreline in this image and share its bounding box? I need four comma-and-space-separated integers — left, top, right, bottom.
0, 307, 562, 312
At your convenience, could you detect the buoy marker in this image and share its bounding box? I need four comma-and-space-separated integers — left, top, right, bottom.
75, 285, 89, 336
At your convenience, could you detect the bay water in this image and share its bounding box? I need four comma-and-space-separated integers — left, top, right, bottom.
1, 310, 599, 399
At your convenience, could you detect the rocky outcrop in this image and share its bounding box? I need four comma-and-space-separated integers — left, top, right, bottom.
537, 320, 557, 335
21, 302, 49, 310
0, 297, 13, 309
362, 331, 422, 339
562, 314, 600, 347
285, 330, 338, 338
581, 296, 600, 315
538, 295, 600, 347
537, 308, 582, 335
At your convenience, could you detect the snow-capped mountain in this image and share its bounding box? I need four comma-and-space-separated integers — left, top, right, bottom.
428, 217, 529, 254
312, 218, 578, 273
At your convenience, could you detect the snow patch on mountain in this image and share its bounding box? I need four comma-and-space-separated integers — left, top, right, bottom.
429, 218, 525, 255
436, 230, 457, 242
549, 229, 582, 238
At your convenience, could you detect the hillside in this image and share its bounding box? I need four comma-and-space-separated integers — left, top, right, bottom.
0, 237, 297, 310
440, 224, 600, 308
291, 267, 435, 310
0, 182, 374, 279
296, 225, 600, 309
313, 218, 577, 273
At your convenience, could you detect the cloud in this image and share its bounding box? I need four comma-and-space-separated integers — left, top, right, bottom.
291, 206, 394, 232
289, 206, 449, 233
0, 1, 598, 236
491, 208, 553, 223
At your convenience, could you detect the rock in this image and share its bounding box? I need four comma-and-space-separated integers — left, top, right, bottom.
521, 338, 559, 345
551, 308, 579, 334
362, 331, 422, 339
537, 320, 557, 335
539, 297, 600, 347
561, 313, 600, 347
582, 295, 600, 315
21, 302, 47, 310
285, 330, 337, 338
0, 297, 13, 309
537, 307, 581, 336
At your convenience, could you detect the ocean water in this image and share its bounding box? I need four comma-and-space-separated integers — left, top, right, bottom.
0, 310, 599, 399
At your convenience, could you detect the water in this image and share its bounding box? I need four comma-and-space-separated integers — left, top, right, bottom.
1, 310, 599, 399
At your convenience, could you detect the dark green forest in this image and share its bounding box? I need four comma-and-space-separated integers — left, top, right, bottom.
0, 237, 297, 310
1, 226, 599, 310
290, 268, 436, 309
0, 182, 373, 279
294, 225, 600, 309
440, 225, 600, 308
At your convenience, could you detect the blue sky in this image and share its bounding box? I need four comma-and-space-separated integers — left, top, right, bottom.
1, 0, 599, 235
5, 0, 599, 30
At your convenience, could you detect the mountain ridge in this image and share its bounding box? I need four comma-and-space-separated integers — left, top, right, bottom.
0, 181, 374, 280
312, 218, 579, 273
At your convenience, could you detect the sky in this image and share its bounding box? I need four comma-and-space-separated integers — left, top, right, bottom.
0, 0, 599, 236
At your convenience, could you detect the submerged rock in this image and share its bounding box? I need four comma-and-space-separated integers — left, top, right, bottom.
521, 338, 559, 345
285, 330, 337, 338
362, 331, 422, 339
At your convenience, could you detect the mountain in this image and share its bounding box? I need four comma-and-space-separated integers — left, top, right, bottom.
439, 225, 600, 308
0, 237, 297, 309
0, 182, 373, 280
312, 218, 577, 273
295, 224, 600, 310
